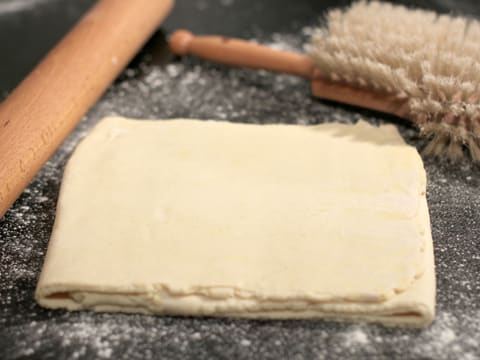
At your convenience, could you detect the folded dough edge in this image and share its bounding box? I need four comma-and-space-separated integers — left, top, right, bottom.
35, 117, 435, 328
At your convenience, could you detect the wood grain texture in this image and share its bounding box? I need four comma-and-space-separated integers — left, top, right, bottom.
0, 0, 174, 218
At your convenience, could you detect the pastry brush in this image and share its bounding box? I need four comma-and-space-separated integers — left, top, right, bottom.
0, 0, 174, 219
170, 0, 480, 163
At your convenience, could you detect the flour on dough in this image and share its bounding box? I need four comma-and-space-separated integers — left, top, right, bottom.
36, 117, 435, 327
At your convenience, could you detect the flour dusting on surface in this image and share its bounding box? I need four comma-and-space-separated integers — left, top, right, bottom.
1, 25, 480, 360
342, 326, 370, 346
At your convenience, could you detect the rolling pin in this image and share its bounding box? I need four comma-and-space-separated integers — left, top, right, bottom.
0, 0, 174, 219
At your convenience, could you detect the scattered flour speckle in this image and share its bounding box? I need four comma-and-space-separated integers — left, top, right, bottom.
342, 326, 370, 346
240, 339, 251, 347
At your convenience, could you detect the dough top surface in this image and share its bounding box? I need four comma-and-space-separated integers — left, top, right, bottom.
39, 118, 428, 303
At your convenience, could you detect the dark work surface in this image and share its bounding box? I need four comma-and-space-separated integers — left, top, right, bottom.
1, 0, 480, 359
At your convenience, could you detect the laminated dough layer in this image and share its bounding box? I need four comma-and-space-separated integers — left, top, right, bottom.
36, 117, 435, 327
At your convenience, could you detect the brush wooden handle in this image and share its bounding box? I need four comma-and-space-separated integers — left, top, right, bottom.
0, 0, 174, 219
170, 30, 316, 79
170, 30, 411, 122
311, 76, 411, 120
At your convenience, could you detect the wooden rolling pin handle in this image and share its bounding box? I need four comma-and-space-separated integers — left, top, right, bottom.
170, 30, 316, 79
0, 0, 174, 219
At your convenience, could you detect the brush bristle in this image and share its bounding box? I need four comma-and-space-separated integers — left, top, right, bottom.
308, 0, 480, 162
